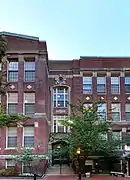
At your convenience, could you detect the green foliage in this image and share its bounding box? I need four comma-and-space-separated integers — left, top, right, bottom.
59, 103, 121, 158
0, 107, 25, 127
14, 148, 48, 175
0, 35, 8, 59
0, 169, 19, 176
52, 145, 69, 161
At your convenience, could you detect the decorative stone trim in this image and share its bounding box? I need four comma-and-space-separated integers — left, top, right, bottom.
120, 71, 125, 77
34, 122, 38, 127
122, 128, 126, 132
92, 72, 97, 77
106, 72, 111, 77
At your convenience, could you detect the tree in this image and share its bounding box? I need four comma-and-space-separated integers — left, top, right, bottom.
0, 35, 25, 126
14, 148, 48, 176
60, 103, 121, 159
52, 145, 69, 174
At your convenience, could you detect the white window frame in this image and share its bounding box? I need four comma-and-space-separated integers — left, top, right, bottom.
125, 104, 130, 121
6, 127, 17, 149
53, 116, 68, 133
23, 93, 35, 115
53, 87, 68, 108
83, 77, 92, 94
111, 103, 121, 122
97, 104, 107, 120
111, 77, 120, 94
24, 61, 35, 82
97, 77, 106, 94
7, 93, 18, 114
7, 61, 18, 82
6, 159, 16, 169
23, 126, 34, 148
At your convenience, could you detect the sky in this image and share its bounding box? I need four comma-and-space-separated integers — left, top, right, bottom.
0, 0, 130, 60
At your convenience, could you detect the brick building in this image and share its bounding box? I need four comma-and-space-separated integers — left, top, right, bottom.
0, 31, 130, 174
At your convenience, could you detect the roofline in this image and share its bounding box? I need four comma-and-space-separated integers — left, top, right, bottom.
0, 31, 39, 41
49, 60, 72, 62
80, 56, 130, 59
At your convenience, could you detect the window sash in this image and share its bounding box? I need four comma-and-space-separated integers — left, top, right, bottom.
8, 93, 18, 103
24, 136, 34, 147
53, 88, 68, 107
53, 116, 68, 133
8, 62, 18, 71
126, 104, 130, 112
6, 160, 16, 169
24, 71, 35, 82
126, 112, 130, 121
97, 104, 106, 112
111, 112, 120, 121
24, 93, 35, 103
111, 104, 120, 112
24, 61, 35, 70
24, 127, 34, 136
83, 77, 92, 84
111, 84, 119, 94
97, 84, 106, 93
24, 103, 35, 115
8, 103, 18, 114
8, 127, 17, 136
111, 77, 119, 84
97, 77, 106, 84
8, 71, 18, 82
125, 77, 130, 84
83, 84, 92, 93
125, 85, 130, 93
8, 137, 17, 147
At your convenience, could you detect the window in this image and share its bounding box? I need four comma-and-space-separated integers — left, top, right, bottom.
24, 61, 35, 82
8, 61, 18, 82
97, 104, 106, 120
7, 127, 17, 148
125, 104, 130, 121
24, 127, 34, 148
24, 93, 35, 115
53, 116, 68, 133
6, 159, 16, 169
97, 77, 106, 93
111, 77, 120, 94
111, 104, 120, 121
53, 87, 68, 107
125, 77, 130, 93
7, 93, 18, 114
83, 77, 92, 94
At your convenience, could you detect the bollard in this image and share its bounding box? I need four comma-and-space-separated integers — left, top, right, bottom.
34, 173, 36, 180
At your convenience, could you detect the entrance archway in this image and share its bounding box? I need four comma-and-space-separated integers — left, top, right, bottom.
52, 141, 69, 166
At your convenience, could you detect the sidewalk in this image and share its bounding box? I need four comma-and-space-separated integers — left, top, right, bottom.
45, 164, 75, 175
44, 164, 77, 179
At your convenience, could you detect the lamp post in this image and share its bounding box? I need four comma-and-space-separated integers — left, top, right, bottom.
57, 145, 62, 174
77, 148, 81, 180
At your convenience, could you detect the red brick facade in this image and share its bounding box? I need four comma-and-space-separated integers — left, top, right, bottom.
0, 32, 130, 173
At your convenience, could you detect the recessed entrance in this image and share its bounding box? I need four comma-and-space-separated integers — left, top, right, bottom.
52, 141, 69, 166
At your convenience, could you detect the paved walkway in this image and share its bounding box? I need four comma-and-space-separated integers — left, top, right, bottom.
45, 164, 75, 175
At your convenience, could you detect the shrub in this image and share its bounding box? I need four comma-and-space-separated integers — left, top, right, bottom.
0, 169, 19, 176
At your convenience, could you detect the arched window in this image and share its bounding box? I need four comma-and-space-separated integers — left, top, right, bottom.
53, 87, 68, 107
